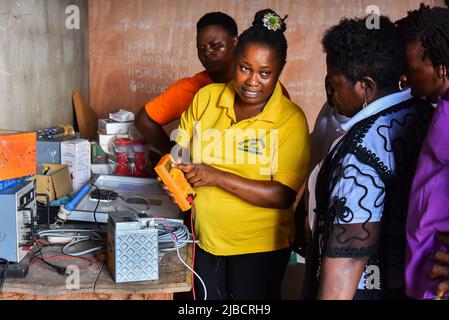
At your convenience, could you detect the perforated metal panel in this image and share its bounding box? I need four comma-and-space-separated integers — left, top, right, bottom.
108, 212, 159, 283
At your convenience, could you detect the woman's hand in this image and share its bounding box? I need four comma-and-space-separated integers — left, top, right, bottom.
156, 177, 177, 204
176, 163, 222, 188
429, 232, 449, 297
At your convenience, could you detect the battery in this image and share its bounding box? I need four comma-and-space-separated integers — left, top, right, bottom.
107, 211, 159, 283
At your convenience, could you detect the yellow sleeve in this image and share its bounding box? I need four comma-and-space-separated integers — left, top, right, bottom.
273, 113, 311, 192
175, 91, 200, 149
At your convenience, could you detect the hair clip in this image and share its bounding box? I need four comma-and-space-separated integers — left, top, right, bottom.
263, 13, 283, 31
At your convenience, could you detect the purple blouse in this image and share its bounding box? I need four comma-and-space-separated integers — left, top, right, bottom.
406, 88, 449, 299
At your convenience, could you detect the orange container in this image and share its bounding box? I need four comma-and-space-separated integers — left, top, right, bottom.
154, 154, 196, 212
0, 130, 37, 181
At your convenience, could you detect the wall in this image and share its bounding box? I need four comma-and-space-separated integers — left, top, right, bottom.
0, 0, 88, 131
89, 0, 443, 131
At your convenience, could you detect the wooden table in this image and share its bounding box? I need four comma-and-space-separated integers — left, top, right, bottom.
0, 242, 192, 300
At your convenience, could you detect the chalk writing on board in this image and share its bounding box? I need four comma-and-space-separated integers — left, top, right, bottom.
127, 54, 192, 67
126, 40, 173, 55
288, 54, 308, 62
173, 21, 196, 29
119, 19, 153, 31
128, 67, 190, 81
288, 80, 324, 88
129, 80, 168, 96
288, 90, 326, 98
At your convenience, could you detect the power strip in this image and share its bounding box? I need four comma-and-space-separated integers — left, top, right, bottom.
0, 263, 29, 278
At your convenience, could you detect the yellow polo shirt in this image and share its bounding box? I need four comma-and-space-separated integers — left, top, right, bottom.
176, 82, 310, 256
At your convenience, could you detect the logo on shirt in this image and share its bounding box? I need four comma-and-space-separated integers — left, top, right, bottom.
171, 123, 279, 176
238, 138, 266, 155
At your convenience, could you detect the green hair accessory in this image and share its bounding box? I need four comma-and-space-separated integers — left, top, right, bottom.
263, 13, 283, 32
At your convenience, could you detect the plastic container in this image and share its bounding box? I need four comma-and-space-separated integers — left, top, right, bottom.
113, 138, 131, 176
130, 139, 146, 177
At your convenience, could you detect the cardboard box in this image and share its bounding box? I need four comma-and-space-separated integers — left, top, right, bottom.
36, 135, 78, 164
33, 164, 73, 202
0, 130, 36, 181
98, 119, 135, 135
61, 139, 91, 193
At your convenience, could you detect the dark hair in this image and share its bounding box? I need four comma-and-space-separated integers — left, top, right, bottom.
322, 16, 406, 91
236, 9, 288, 69
196, 12, 238, 37
396, 4, 449, 72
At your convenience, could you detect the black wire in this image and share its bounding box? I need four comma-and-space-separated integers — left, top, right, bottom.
0, 258, 8, 293
91, 184, 102, 231
30, 242, 67, 276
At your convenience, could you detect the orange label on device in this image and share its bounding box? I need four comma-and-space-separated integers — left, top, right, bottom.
0, 131, 36, 181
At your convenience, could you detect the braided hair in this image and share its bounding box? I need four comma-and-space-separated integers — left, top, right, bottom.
396, 4, 449, 73
236, 9, 288, 70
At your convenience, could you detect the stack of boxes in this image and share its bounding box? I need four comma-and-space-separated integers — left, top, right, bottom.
94, 119, 136, 175
36, 133, 91, 195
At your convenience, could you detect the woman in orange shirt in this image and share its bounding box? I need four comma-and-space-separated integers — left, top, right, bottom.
135, 12, 238, 156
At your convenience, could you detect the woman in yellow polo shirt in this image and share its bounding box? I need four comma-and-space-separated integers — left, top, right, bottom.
174, 9, 310, 300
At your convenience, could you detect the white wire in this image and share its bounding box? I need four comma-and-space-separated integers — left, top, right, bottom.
62, 238, 104, 257
38, 229, 105, 256
38, 229, 106, 235
174, 237, 207, 301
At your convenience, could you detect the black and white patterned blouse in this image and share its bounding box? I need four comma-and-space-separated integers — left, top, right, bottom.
303, 93, 434, 299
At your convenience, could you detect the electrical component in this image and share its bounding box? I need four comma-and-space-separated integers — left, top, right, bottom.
154, 154, 196, 211
0, 262, 29, 279
54, 179, 95, 225
0, 181, 37, 263
107, 211, 159, 283
90, 189, 118, 202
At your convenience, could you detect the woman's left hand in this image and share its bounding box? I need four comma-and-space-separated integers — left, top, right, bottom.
177, 163, 223, 188
429, 232, 449, 297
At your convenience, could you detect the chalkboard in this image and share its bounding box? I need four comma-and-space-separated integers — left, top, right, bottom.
89, 0, 443, 129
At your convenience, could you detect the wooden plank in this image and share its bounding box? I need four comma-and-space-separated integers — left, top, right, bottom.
0, 243, 192, 298
94, 246, 192, 294
1, 251, 102, 296
72, 90, 98, 141
0, 292, 173, 300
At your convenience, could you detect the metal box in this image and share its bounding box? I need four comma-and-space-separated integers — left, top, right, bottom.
0, 181, 36, 262
107, 211, 159, 283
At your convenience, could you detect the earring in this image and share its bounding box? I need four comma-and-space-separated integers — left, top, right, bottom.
362, 92, 368, 109
399, 75, 408, 91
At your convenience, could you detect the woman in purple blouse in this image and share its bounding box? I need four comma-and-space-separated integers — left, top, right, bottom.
397, 4, 449, 299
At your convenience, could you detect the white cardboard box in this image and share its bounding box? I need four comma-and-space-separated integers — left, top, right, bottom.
61, 139, 91, 193
98, 133, 129, 154
98, 119, 135, 135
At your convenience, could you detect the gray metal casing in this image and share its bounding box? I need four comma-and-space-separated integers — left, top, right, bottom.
0, 181, 36, 263
107, 212, 159, 283
36, 135, 78, 164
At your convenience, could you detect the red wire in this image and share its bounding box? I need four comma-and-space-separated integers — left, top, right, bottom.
187, 197, 196, 300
